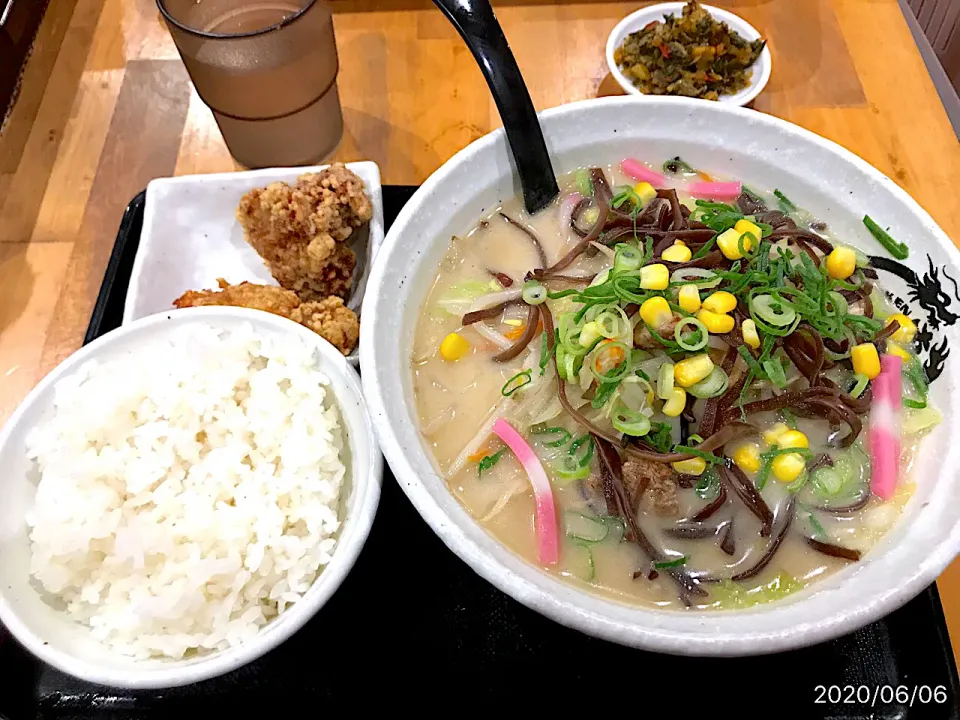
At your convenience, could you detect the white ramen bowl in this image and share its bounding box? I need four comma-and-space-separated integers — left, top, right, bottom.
360, 96, 960, 656
0, 307, 382, 688
606, 3, 771, 106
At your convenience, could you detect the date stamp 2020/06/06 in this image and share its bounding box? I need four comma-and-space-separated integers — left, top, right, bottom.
814, 685, 951, 707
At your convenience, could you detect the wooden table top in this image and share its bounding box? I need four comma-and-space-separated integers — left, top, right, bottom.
1, 0, 959, 660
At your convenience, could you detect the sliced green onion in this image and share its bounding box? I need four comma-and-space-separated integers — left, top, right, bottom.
695, 469, 720, 499
672, 445, 724, 465
522, 280, 547, 305
595, 307, 630, 340
553, 454, 591, 481
691, 236, 717, 260
501, 370, 532, 396
531, 424, 572, 448
565, 512, 608, 542
657, 362, 675, 400
687, 367, 730, 399
477, 448, 506, 477
863, 215, 909, 260
569, 434, 596, 467
903, 398, 927, 409
591, 380, 619, 409
614, 244, 643, 272
589, 341, 630, 383
807, 511, 828, 540
663, 157, 696, 175
653, 556, 688, 569
612, 404, 651, 437
774, 189, 796, 213
810, 466, 844, 497
826, 291, 848, 316
850, 373, 869, 398
670, 267, 722, 289
538, 330, 555, 376
575, 168, 593, 197
674, 317, 709, 351
751, 294, 797, 328
904, 358, 929, 399
612, 274, 651, 304
762, 358, 788, 389
738, 231, 758, 259
564, 353, 577, 382
738, 344, 765, 378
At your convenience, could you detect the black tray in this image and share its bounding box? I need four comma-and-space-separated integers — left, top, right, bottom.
1, 186, 959, 718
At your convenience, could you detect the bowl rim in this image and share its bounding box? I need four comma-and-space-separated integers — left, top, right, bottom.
0, 307, 382, 688
604, 2, 772, 106
360, 94, 960, 656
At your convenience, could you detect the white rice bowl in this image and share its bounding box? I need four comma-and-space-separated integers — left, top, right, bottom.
25, 321, 346, 659
0, 307, 381, 687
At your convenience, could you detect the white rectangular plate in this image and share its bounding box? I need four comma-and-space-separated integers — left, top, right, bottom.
123, 161, 384, 365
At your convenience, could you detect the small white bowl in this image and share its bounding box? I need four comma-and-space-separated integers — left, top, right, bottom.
606, 2, 772, 105
0, 307, 382, 688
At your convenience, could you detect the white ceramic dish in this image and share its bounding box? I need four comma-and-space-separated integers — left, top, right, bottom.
0, 307, 382, 688
606, 2, 771, 106
360, 96, 960, 656
122, 161, 384, 366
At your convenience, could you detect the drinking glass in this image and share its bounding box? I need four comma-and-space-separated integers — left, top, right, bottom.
158, 0, 343, 168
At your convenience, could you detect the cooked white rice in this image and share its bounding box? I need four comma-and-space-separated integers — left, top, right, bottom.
25, 321, 347, 660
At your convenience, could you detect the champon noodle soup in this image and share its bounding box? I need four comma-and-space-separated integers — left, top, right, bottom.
411, 157, 940, 610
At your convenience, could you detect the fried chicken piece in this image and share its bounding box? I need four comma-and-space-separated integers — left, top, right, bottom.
290, 296, 360, 356
173, 279, 360, 355
173, 279, 301, 316
236, 163, 372, 302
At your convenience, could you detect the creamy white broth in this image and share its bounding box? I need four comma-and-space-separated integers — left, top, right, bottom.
412, 164, 924, 610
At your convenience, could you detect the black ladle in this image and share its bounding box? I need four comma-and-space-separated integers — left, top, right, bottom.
432, 0, 559, 214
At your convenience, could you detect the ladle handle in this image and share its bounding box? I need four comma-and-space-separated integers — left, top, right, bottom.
432, 0, 559, 213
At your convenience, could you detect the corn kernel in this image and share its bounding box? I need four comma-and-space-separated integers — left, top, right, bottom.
702, 290, 738, 314
662, 387, 686, 417
634, 182, 658, 207
677, 284, 701, 313
661, 244, 692, 263
886, 313, 917, 344
731, 443, 761, 473
825, 246, 857, 280
674, 240, 687, 247
851, 342, 881, 379
674, 354, 714, 387
697, 309, 735, 334
734, 218, 763, 241
771, 453, 806, 483
776, 429, 809, 450
717, 228, 753, 260
672, 457, 707, 476
639, 296, 673, 329
886, 342, 913, 362
579, 321, 602, 348
763, 422, 790, 445
640, 263, 670, 290
440, 332, 470, 361
741, 318, 760, 349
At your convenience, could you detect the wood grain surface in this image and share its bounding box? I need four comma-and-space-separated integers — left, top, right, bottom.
1, 0, 959, 658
